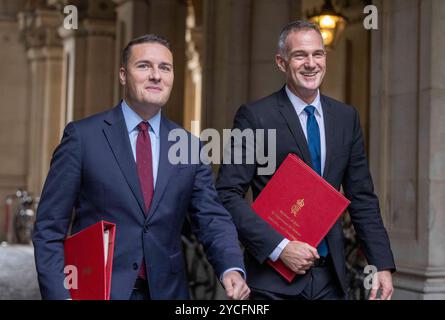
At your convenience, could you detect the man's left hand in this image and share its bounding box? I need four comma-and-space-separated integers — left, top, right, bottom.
222, 271, 250, 300
369, 270, 394, 300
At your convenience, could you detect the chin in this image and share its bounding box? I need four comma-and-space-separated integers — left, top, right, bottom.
148, 99, 167, 108
306, 85, 320, 91
302, 81, 321, 91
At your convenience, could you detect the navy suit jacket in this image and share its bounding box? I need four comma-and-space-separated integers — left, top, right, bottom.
33, 103, 244, 300
216, 87, 395, 296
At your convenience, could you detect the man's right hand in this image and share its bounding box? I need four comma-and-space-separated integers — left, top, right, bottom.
279, 241, 319, 274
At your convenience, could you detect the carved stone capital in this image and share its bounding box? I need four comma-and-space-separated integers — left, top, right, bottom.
18, 7, 63, 49
49, 0, 115, 19
0, 0, 26, 21
58, 17, 115, 39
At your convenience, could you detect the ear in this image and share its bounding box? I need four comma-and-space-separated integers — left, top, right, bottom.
119, 67, 126, 85
275, 54, 287, 73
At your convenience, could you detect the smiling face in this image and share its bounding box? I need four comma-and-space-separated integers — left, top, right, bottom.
275, 29, 326, 104
119, 42, 174, 115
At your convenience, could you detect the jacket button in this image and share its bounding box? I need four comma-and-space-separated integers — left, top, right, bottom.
133, 263, 139, 270
144, 225, 149, 233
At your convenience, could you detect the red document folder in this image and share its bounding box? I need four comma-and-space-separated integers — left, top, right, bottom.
252, 153, 350, 282
64, 220, 116, 300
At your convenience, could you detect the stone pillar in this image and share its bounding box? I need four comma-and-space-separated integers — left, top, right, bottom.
183, 0, 203, 134
113, 0, 187, 125
113, 0, 150, 102
0, 0, 28, 240
18, 2, 64, 195
149, 0, 187, 125
202, 0, 301, 133
58, 0, 116, 121
369, 0, 445, 299
302, 0, 371, 145
201, 0, 250, 133
249, 0, 300, 99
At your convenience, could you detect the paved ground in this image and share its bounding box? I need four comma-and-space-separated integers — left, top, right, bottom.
0, 243, 41, 300
0, 242, 226, 300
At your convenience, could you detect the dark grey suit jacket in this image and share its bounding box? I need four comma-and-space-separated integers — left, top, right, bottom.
216, 86, 395, 295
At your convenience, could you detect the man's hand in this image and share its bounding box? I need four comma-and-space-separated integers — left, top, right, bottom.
222, 271, 250, 300
279, 241, 319, 274
369, 270, 393, 300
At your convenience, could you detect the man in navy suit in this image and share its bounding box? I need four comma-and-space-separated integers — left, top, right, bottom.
32, 34, 250, 300
216, 21, 395, 300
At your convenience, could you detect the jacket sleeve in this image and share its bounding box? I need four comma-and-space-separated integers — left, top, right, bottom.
32, 122, 82, 299
187, 156, 245, 278
216, 105, 284, 264
343, 109, 396, 272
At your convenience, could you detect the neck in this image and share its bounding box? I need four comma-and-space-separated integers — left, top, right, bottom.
125, 98, 161, 121
287, 85, 318, 105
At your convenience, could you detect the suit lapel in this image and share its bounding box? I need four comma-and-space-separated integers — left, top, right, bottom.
102, 105, 146, 216
146, 115, 176, 222
276, 87, 313, 166
321, 95, 334, 179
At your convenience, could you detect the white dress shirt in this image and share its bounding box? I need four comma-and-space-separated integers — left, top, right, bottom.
268, 86, 327, 262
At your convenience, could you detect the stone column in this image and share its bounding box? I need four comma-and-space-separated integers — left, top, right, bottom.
57, 0, 116, 122
369, 0, 445, 299
113, 0, 150, 102
18, 3, 64, 195
113, 0, 187, 125
0, 0, 28, 240
183, 0, 203, 134
301, 0, 371, 145
202, 0, 301, 133
148, 0, 187, 125
248, 0, 300, 100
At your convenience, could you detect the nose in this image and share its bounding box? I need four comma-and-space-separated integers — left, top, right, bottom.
148, 67, 161, 82
304, 55, 317, 69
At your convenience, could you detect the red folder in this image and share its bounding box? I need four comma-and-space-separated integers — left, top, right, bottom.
64, 220, 116, 300
252, 153, 350, 282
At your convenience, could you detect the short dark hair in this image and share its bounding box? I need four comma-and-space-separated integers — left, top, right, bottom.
121, 34, 171, 67
278, 20, 323, 57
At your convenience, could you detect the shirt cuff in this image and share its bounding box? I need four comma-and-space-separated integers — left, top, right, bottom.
220, 267, 246, 282
268, 238, 290, 262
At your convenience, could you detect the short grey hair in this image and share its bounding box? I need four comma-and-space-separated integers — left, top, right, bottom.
277, 20, 323, 57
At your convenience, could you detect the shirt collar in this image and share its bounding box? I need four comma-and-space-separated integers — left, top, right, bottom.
285, 86, 322, 117
121, 99, 161, 137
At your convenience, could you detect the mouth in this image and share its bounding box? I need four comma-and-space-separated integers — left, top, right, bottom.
145, 86, 162, 92
300, 72, 319, 80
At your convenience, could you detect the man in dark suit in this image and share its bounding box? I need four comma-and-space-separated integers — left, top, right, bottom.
216, 21, 395, 300
32, 34, 250, 300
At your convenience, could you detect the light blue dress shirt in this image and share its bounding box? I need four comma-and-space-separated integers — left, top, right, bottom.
268, 87, 327, 262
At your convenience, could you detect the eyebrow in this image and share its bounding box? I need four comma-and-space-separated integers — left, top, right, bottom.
291, 49, 325, 55
134, 59, 173, 67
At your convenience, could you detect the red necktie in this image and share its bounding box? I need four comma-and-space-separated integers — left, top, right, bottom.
136, 121, 154, 279
136, 122, 154, 212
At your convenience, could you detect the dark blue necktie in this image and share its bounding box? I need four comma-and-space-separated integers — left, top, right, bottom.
304, 105, 328, 257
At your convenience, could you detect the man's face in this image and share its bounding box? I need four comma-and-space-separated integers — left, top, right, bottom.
119, 42, 174, 109
276, 30, 326, 100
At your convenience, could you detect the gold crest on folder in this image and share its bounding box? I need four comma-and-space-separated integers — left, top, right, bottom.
291, 199, 305, 216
